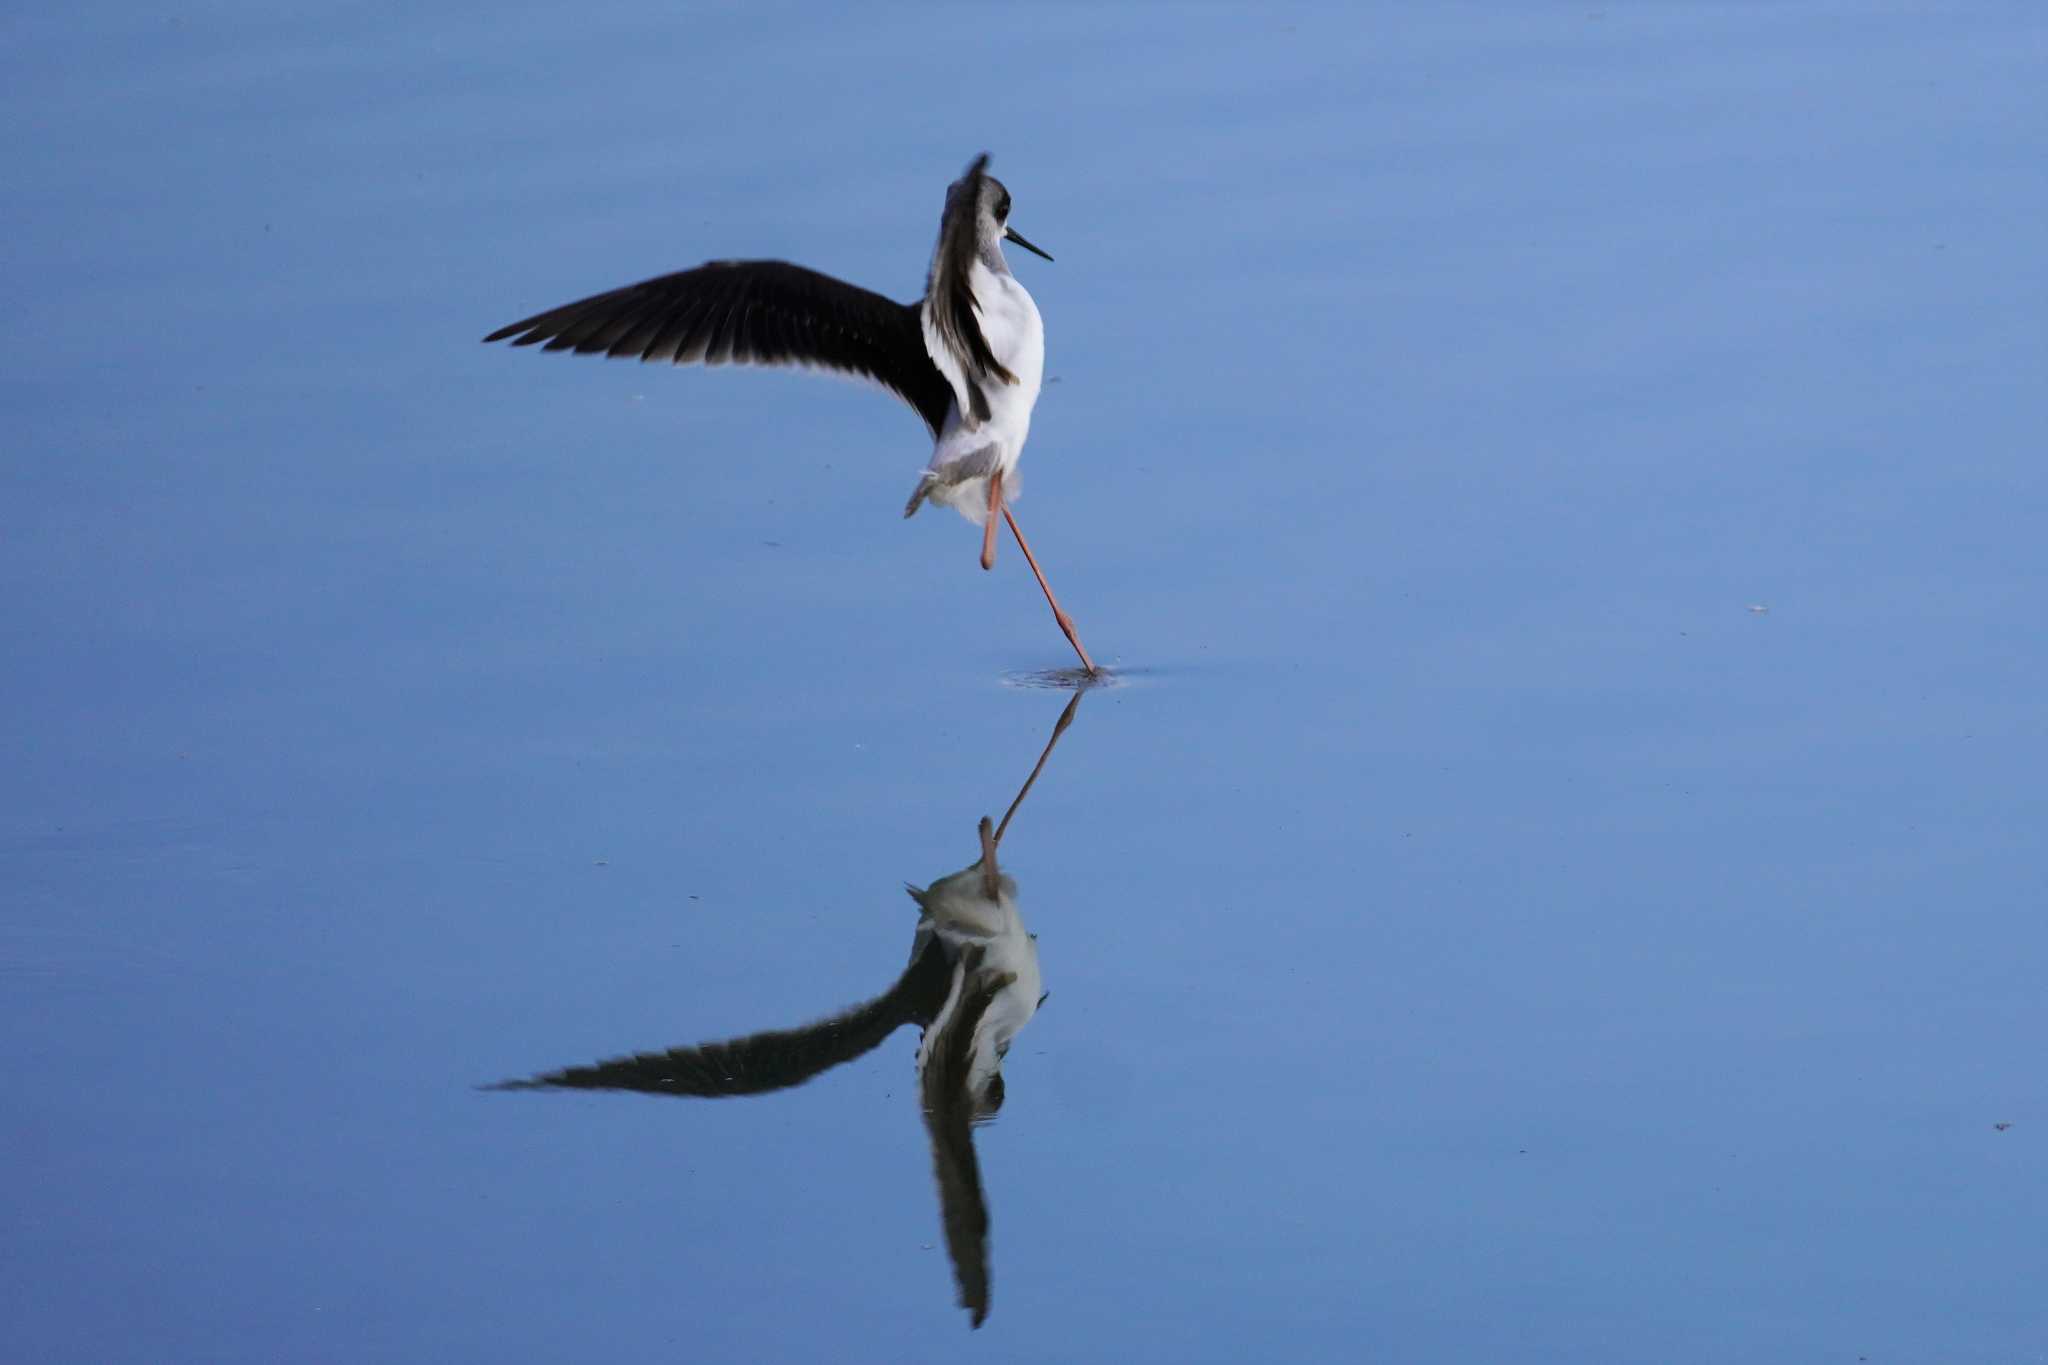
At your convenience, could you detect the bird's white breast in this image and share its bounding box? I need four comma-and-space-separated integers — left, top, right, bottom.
974, 265, 1045, 412
913, 866, 1043, 1064
921, 265, 1045, 520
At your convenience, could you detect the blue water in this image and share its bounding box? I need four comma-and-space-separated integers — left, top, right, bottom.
4, 4, 2043, 1361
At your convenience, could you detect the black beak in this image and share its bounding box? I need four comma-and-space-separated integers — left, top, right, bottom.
1003, 226, 1054, 262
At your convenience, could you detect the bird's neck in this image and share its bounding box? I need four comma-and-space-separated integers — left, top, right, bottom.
976, 241, 1014, 278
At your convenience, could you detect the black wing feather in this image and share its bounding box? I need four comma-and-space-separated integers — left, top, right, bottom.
485, 259, 954, 437
923, 153, 1012, 427
920, 952, 1013, 1329
483, 936, 953, 1099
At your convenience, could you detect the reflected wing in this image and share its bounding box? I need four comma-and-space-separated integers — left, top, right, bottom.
919, 952, 1016, 1330
488, 937, 953, 1098
485, 259, 954, 437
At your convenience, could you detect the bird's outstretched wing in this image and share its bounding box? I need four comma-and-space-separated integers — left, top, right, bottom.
485, 259, 955, 438
919, 950, 1016, 1330
485, 936, 953, 1098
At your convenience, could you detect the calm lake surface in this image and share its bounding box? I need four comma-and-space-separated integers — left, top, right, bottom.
4, 4, 2043, 1361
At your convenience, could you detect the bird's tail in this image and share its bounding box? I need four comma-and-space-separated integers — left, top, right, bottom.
903, 473, 935, 518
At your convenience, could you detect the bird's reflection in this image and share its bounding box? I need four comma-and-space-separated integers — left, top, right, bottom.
487, 690, 1083, 1328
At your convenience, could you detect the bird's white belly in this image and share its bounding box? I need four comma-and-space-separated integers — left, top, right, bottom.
924, 268, 1044, 524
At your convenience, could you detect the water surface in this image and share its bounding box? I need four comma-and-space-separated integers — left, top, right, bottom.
4, 4, 2043, 1361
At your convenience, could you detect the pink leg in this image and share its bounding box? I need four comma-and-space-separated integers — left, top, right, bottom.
979, 470, 1003, 571
1004, 506, 1097, 675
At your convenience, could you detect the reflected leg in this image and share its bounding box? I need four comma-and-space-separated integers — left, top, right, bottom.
977, 816, 1001, 898
993, 690, 1082, 847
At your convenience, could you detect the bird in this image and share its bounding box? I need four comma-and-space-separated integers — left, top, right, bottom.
483, 153, 1096, 675
484, 689, 1083, 1328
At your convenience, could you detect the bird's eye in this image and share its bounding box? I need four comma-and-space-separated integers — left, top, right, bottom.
995, 193, 1011, 221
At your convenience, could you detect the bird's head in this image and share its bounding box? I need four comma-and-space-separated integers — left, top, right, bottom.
950, 152, 1053, 264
